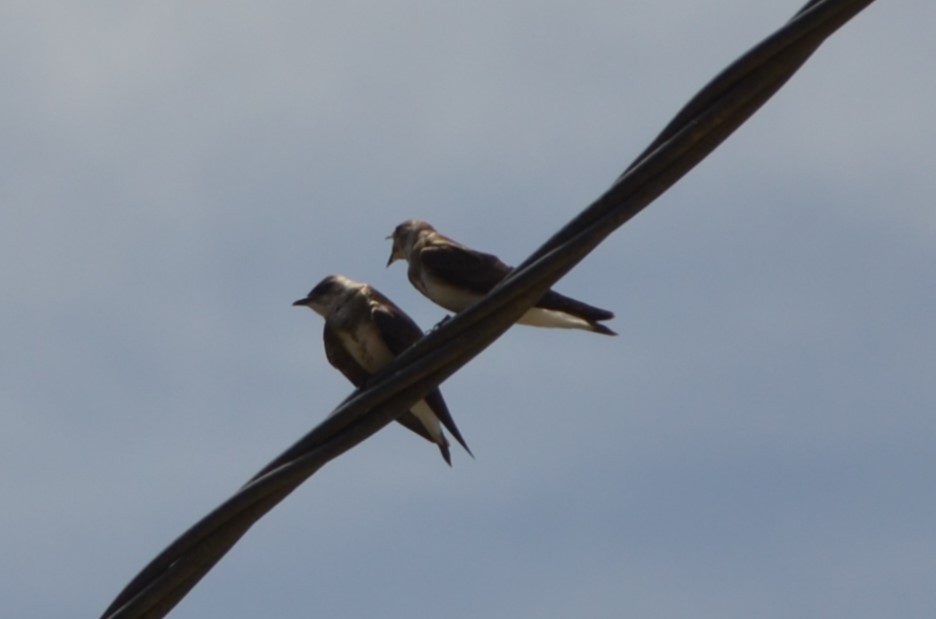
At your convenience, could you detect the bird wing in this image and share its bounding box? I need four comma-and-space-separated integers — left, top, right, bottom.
368, 288, 426, 349
536, 290, 615, 322
419, 242, 512, 295
323, 324, 369, 387
325, 318, 445, 450
420, 237, 613, 325
370, 295, 473, 457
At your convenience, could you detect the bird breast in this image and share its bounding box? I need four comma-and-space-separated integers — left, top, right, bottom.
336, 321, 395, 373
418, 272, 482, 313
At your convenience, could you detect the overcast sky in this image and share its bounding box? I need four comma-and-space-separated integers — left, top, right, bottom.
3, 2, 935, 618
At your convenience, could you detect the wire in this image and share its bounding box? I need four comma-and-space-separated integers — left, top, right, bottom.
100, 1, 876, 617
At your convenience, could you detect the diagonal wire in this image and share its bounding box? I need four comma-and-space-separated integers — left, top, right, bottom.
100, 1, 876, 617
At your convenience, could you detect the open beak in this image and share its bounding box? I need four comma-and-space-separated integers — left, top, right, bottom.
386, 235, 397, 267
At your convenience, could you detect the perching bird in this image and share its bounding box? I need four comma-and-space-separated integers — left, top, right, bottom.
387, 219, 616, 335
293, 275, 472, 465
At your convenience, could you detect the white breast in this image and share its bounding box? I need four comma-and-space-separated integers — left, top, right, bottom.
420, 272, 482, 312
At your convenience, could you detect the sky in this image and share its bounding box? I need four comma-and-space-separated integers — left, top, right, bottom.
2, 1, 935, 618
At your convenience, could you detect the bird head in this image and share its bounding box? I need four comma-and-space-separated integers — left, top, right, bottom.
386, 219, 435, 266
293, 275, 355, 316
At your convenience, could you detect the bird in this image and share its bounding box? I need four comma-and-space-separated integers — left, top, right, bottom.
387, 219, 616, 335
293, 275, 472, 465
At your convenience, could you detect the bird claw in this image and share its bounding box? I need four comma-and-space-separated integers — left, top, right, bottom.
430, 314, 453, 332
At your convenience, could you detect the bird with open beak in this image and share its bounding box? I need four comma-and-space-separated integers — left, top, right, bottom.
387, 219, 616, 335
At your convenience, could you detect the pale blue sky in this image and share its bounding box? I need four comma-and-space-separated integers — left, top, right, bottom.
2, 2, 934, 618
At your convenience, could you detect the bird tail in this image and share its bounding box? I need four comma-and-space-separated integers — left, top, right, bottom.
537, 290, 615, 324
588, 321, 617, 336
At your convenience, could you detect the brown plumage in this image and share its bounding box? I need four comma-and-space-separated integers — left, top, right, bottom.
387, 219, 616, 335
293, 275, 472, 465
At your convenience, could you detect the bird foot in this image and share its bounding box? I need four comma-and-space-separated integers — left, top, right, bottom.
430, 314, 453, 332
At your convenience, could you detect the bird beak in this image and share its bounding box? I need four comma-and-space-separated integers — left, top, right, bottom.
386, 235, 397, 267
292, 298, 311, 307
